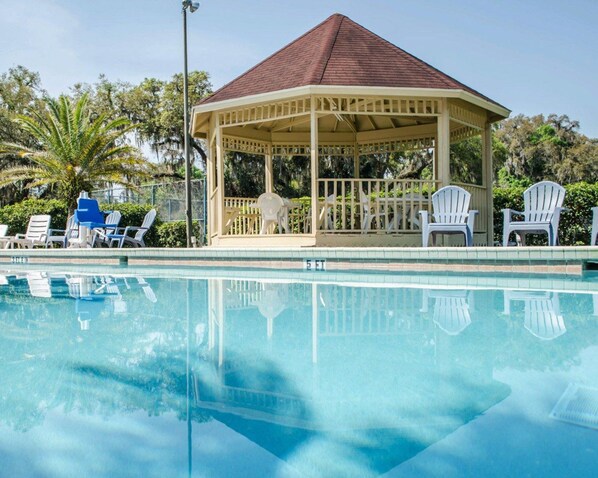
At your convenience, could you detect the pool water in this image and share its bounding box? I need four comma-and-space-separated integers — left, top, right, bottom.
0, 268, 597, 477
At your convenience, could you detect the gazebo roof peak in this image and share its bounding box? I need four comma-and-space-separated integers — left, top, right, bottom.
200, 13, 504, 108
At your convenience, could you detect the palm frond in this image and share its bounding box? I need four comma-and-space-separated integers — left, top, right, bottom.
5, 93, 153, 206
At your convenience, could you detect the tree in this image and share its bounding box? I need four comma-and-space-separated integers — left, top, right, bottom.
71, 72, 213, 174
0, 66, 47, 205
150, 71, 212, 170
449, 131, 508, 185
494, 114, 598, 184
0, 94, 154, 213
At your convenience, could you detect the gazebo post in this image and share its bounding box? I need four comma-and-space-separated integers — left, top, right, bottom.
310, 100, 319, 236
215, 116, 225, 237
265, 144, 273, 193
353, 138, 360, 179
482, 122, 494, 246
437, 99, 451, 187
206, 127, 216, 246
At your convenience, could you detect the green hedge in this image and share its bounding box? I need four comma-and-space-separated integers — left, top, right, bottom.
0, 199, 68, 235
558, 182, 598, 245
493, 182, 598, 246
156, 221, 203, 248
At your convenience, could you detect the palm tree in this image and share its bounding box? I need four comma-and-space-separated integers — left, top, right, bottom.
0, 94, 153, 212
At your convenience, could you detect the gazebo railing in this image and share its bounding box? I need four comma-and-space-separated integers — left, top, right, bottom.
318, 178, 439, 233
223, 197, 310, 235
222, 179, 440, 235
220, 179, 491, 236
222, 197, 261, 235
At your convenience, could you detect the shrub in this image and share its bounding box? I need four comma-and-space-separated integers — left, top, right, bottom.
492, 186, 525, 244
560, 182, 598, 245
157, 221, 203, 248
493, 182, 598, 246
0, 198, 68, 235
100, 203, 162, 247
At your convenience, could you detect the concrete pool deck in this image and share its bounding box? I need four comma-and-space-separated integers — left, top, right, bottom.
1, 246, 597, 276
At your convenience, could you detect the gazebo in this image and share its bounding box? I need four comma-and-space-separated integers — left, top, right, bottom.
191, 13, 510, 247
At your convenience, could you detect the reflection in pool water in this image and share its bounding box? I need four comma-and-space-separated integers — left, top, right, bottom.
0, 269, 597, 477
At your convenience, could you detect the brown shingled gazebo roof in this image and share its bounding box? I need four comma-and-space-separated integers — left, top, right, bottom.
200, 13, 502, 108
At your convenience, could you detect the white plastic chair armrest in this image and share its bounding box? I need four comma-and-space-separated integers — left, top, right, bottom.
467, 210, 478, 229
501, 208, 523, 217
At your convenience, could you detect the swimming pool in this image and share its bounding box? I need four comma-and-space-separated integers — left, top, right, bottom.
0, 266, 596, 477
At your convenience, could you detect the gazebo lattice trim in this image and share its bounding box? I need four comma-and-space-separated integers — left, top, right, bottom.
217, 96, 447, 129
222, 136, 270, 155
450, 126, 481, 144
359, 136, 435, 155
315, 97, 441, 116
448, 104, 486, 130
222, 137, 438, 157
219, 99, 312, 128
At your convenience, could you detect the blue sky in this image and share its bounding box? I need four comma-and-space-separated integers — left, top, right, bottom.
0, 0, 597, 137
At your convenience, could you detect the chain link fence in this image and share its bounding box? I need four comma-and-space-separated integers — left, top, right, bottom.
93, 179, 206, 237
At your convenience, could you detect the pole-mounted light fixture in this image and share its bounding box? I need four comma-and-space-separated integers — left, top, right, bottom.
183, 1, 199, 13
182, 1, 199, 247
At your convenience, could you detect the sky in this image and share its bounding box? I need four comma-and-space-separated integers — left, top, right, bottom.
0, 0, 597, 138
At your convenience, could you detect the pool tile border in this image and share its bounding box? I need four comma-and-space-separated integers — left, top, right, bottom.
0, 246, 597, 276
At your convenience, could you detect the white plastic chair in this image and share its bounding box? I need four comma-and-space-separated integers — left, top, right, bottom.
257, 193, 284, 234
27, 272, 52, 298
0, 225, 9, 249
591, 206, 598, 246
320, 194, 336, 230
66, 275, 94, 299
304, 194, 335, 232
108, 209, 156, 248
502, 181, 566, 246
256, 283, 289, 338
419, 186, 477, 247
504, 290, 566, 340
47, 215, 78, 248
92, 210, 122, 247
359, 190, 384, 233
421, 289, 472, 335
7, 215, 51, 249
137, 277, 157, 303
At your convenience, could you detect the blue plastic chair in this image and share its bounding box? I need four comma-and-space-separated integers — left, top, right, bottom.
74, 198, 107, 229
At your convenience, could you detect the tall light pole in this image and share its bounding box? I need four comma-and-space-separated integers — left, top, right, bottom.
183, 0, 199, 247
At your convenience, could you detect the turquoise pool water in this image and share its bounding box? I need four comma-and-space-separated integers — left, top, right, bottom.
0, 267, 596, 477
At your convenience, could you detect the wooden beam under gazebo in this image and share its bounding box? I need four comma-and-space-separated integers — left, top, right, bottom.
192, 14, 510, 247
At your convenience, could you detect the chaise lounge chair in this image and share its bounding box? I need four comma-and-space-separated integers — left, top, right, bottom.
6, 215, 51, 249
